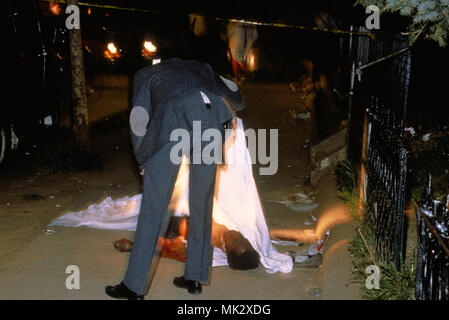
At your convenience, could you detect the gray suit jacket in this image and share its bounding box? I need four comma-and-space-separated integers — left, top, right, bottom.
129, 58, 245, 168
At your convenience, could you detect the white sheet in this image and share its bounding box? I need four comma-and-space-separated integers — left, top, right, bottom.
49, 118, 293, 273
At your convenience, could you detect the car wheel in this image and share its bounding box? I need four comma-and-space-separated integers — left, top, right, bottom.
0, 126, 11, 168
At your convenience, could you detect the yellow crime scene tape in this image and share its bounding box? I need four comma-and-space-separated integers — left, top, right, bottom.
40, 0, 376, 40
197, 15, 376, 41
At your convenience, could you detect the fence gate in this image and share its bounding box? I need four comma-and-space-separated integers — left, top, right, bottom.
348, 27, 411, 267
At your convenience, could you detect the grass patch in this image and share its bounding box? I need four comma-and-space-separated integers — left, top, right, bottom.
348, 214, 416, 300
335, 160, 416, 300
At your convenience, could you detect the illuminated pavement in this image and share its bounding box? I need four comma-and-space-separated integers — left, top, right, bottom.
0, 80, 361, 300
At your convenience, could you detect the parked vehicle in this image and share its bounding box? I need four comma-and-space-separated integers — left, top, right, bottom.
2, 0, 69, 168
1, 0, 168, 168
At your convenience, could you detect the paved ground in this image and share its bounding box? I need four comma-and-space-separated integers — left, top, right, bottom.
0, 79, 361, 300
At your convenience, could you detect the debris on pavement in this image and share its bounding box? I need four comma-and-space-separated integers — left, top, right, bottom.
271, 239, 304, 246
306, 286, 322, 298
289, 109, 310, 121
287, 230, 330, 269
42, 227, 56, 235
286, 201, 318, 212
289, 192, 315, 203
294, 255, 309, 263
267, 191, 318, 212
405, 127, 416, 136
304, 215, 317, 226
114, 239, 133, 252
300, 140, 311, 149
293, 253, 322, 269
294, 230, 330, 256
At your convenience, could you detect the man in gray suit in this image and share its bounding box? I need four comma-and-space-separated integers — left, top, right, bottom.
105, 58, 244, 299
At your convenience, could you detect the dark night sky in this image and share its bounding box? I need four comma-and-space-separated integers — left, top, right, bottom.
81, 0, 365, 25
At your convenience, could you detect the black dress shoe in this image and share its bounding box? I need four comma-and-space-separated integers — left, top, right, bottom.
173, 276, 202, 294
105, 282, 144, 300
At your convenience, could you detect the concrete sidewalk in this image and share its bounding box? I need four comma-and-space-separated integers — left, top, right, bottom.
0, 170, 360, 300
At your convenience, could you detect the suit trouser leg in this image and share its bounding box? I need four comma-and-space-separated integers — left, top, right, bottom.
123, 142, 181, 295
183, 159, 217, 283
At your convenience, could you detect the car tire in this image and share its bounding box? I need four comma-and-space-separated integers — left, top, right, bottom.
0, 126, 11, 169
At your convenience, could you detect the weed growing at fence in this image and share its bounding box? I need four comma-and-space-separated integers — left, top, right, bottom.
335, 160, 417, 300
368, 255, 416, 300
334, 160, 356, 200
348, 214, 417, 300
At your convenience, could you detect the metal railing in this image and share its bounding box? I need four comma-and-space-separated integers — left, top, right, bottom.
348, 27, 411, 267
415, 177, 449, 300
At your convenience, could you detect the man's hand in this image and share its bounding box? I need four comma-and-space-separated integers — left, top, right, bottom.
231, 116, 237, 130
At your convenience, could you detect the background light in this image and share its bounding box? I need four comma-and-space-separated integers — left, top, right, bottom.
107, 43, 117, 54
143, 41, 157, 53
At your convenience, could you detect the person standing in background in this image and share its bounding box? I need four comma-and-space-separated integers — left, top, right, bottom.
227, 20, 258, 82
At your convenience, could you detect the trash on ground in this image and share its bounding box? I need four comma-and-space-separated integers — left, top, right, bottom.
293, 255, 309, 263
296, 112, 310, 120
267, 192, 318, 212
42, 227, 56, 235
114, 239, 133, 252
287, 201, 318, 212
300, 141, 311, 149
293, 253, 322, 269
294, 230, 330, 256
306, 286, 322, 298
405, 127, 416, 136
304, 215, 317, 226
289, 109, 310, 121
422, 133, 431, 142
271, 239, 304, 246
284, 230, 330, 269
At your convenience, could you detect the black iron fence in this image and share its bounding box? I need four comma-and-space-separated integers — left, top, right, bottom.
364, 99, 409, 267
346, 26, 449, 299
415, 177, 449, 300
348, 27, 411, 267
